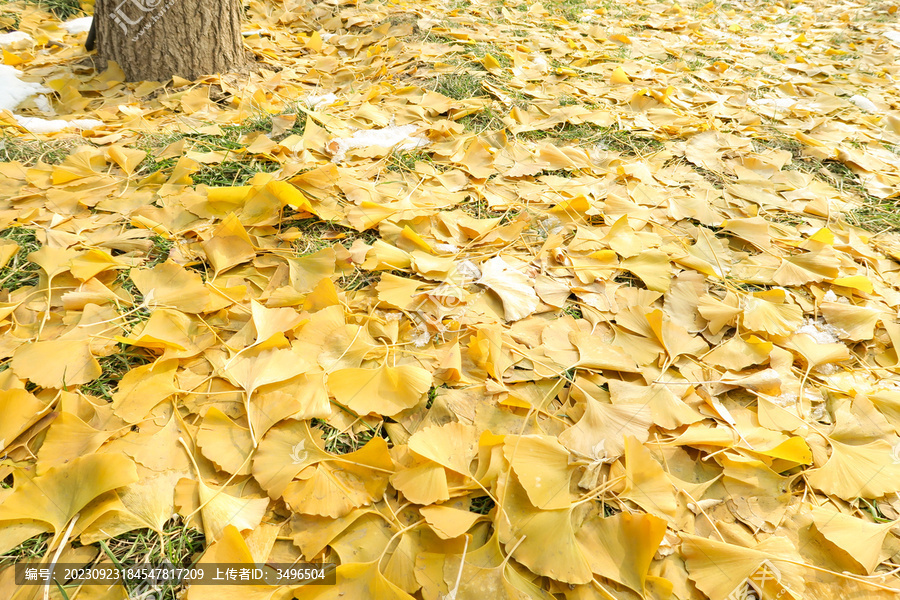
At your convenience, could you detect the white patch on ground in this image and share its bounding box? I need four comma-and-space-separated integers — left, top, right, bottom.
0, 65, 48, 112
0, 65, 102, 132
0, 31, 32, 48
306, 92, 338, 110
796, 319, 843, 344
61, 17, 93, 35
849, 95, 877, 112
750, 97, 796, 111
13, 116, 103, 133
885, 31, 900, 46
455, 260, 482, 282
327, 124, 428, 163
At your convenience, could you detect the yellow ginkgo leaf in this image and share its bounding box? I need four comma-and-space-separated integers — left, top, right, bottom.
495, 471, 593, 585
610, 66, 631, 84
819, 301, 881, 341
703, 335, 772, 371
197, 480, 268, 543
620, 436, 678, 521
811, 507, 896, 574
0, 454, 138, 553
682, 534, 803, 600
68, 248, 126, 281
419, 505, 481, 540
786, 333, 850, 369
806, 439, 900, 499
742, 291, 804, 337
201, 213, 256, 274
300, 561, 413, 600
35, 412, 112, 475
390, 460, 450, 505
576, 511, 667, 593
558, 395, 652, 459
11, 339, 102, 388
220, 346, 313, 444
476, 257, 540, 322
570, 332, 641, 372
328, 364, 431, 416
252, 420, 331, 497
407, 422, 479, 475
188, 525, 299, 600
504, 434, 575, 509
111, 358, 179, 423
0, 389, 47, 454
130, 261, 212, 313
772, 249, 840, 286
620, 250, 672, 292
197, 407, 254, 475
0, 238, 18, 270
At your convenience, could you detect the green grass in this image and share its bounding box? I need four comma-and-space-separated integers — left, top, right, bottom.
520, 123, 665, 155
0, 227, 41, 292
24, 0, 83, 19
94, 519, 205, 600
468, 43, 512, 69
0, 520, 206, 599
469, 496, 495, 514
136, 113, 302, 187
80, 348, 154, 401
311, 418, 388, 454
386, 149, 440, 173
433, 72, 487, 100
459, 105, 503, 133
0, 533, 51, 565
562, 302, 582, 319
0, 135, 81, 166
279, 214, 379, 257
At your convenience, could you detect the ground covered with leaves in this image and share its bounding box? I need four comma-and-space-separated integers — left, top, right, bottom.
2, 0, 900, 598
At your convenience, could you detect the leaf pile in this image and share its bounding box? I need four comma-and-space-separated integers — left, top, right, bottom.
2, 0, 900, 598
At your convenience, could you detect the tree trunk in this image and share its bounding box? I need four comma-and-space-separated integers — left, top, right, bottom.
94, 0, 247, 82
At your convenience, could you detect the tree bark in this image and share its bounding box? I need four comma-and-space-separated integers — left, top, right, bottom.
94, 0, 247, 82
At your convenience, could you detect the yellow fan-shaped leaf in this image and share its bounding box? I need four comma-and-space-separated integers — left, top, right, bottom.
130, 261, 211, 313
558, 395, 652, 459
772, 249, 840, 286
0, 454, 138, 552
806, 439, 900, 499
419, 505, 480, 540
11, 339, 102, 388
742, 293, 803, 337
504, 434, 575, 509
621, 250, 672, 292
620, 436, 677, 520
682, 535, 803, 600
198, 407, 253, 475
301, 561, 413, 600
390, 461, 450, 505
610, 66, 631, 84
252, 420, 331, 497
197, 480, 268, 543
111, 358, 179, 423
476, 257, 540, 322
328, 364, 431, 416
408, 422, 478, 475
495, 471, 593, 585
576, 512, 667, 593
201, 213, 256, 275
811, 507, 896, 574
820, 301, 881, 341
